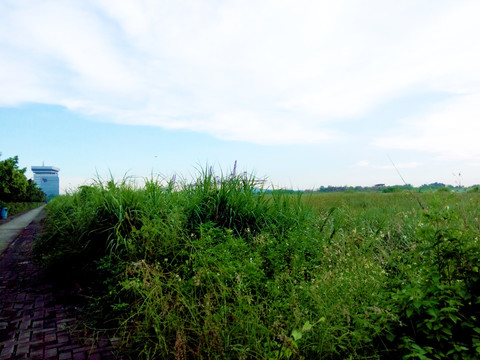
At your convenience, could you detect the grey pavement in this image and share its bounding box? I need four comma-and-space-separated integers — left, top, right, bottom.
0, 205, 46, 255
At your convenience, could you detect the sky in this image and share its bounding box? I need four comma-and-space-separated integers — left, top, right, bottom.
1, 0, 480, 193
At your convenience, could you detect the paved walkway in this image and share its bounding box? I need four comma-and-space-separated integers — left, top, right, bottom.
0, 207, 121, 359
0, 206, 46, 255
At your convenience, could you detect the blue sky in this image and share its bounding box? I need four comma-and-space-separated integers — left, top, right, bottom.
1, 1, 479, 192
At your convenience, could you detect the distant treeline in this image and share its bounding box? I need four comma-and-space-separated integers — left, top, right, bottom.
298, 182, 480, 193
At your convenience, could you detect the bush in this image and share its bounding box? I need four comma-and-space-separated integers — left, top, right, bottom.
391, 199, 480, 359
1, 202, 44, 217
0, 154, 45, 203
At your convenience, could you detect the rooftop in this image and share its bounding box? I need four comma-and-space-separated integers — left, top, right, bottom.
31, 166, 60, 174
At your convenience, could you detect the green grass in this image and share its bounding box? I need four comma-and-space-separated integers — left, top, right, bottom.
0, 202, 44, 217
33, 171, 480, 359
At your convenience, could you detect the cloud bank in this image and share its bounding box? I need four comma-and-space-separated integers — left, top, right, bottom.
1, 0, 480, 150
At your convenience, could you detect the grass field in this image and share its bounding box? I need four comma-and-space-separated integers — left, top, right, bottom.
33, 172, 480, 359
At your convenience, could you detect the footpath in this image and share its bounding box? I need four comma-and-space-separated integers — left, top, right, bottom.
0, 207, 121, 359
0, 206, 46, 254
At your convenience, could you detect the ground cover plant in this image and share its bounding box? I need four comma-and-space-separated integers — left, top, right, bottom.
34, 170, 480, 359
0, 201, 44, 217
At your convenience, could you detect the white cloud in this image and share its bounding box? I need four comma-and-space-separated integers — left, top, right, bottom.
354, 160, 370, 168
377, 162, 422, 170
374, 92, 480, 162
354, 160, 421, 170
1, 0, 480, 146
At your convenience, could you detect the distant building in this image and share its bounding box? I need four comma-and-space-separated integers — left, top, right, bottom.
31, 165, 60, 199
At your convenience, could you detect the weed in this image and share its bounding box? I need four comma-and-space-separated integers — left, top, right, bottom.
33, 169, 480, 359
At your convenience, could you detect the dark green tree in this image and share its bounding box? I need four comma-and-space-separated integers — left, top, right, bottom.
25, 179, 46, 202
0, 153, 45, 202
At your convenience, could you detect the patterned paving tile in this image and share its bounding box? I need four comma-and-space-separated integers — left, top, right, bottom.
0, 217, 121, 360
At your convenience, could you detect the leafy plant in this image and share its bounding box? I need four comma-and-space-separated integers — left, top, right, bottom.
392, 199, 480, 359
0, 154, 45, 203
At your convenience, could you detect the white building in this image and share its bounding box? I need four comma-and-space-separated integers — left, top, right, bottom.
31, 165, 60, 199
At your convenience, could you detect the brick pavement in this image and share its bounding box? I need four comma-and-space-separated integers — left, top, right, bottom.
0, 212, 121, 359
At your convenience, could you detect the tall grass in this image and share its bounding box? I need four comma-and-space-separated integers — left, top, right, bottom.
34, 171, 480, 359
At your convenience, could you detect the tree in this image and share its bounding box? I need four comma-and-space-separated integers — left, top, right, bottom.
25, 179, 46, 202
0, 153, 45, 202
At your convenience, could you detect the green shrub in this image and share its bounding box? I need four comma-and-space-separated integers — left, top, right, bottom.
0, 202, 43, 217
391, 198, 480, 359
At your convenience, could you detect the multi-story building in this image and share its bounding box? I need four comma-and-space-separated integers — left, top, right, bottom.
31, 165, 60, 199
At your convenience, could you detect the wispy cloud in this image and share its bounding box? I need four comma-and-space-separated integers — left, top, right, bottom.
1, 0, 480, 148
374, 93, 480, 162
